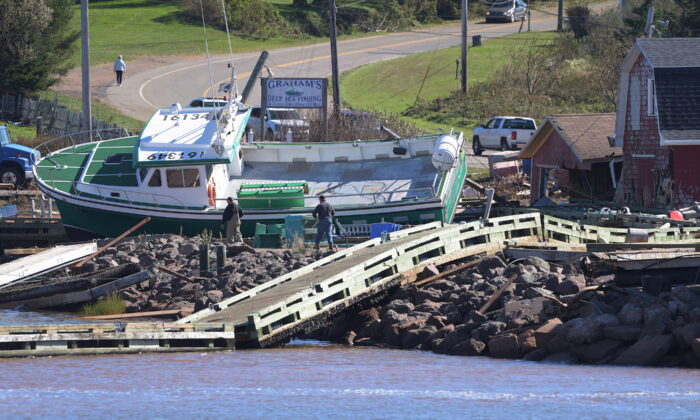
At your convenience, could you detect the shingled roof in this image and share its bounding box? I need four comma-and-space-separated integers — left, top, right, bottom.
637, 38, 700, 68
520, 114, 622, 163
654, 67, 700, 143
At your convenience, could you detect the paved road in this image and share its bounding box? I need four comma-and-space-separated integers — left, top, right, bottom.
105, 8, 572, 122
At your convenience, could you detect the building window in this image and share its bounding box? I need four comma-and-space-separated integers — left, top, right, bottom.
647, 79, 657, 116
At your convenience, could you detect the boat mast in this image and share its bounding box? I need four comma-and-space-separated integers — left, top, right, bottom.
220, 0, 240, 102
199, 0, 223, 146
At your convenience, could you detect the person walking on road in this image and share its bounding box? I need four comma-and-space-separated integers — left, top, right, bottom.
221, 197, 243, 243
312, 195, 337, 252
114, 55, 126, 86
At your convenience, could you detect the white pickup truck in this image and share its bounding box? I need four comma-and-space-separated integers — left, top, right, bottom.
472, 116, 537, 155
245, 106, 310, 141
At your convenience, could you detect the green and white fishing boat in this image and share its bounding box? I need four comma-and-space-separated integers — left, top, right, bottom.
33, 101, 467, 239
33, 100, 467, 239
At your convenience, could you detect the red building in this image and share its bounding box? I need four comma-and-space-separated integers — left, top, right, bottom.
520, 114, 621, 205
615, 38, 700, 209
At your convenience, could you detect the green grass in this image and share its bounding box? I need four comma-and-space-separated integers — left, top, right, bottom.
80, 292, 126, 316
70, 0, 323, 65
37, 91, 145, 127
1, 122, 37, 141
339, 31, 557, 136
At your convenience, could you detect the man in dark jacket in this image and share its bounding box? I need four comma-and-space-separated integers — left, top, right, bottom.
221, 197, 243, 243
312, 195, 337, 251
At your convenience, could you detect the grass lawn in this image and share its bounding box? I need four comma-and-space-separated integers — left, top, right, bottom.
1, 122, 37, 141
339, 31, 557, 136
36, 91, 145, 129
71, 0, 324, 65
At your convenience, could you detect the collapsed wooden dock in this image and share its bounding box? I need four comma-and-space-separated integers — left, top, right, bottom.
1, 211, 699, 356
0, 322, 234, 357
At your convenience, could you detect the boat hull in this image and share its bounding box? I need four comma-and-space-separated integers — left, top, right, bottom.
52, 196, 445, 239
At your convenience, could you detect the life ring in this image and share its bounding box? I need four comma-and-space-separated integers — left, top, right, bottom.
208, 179, 217, 207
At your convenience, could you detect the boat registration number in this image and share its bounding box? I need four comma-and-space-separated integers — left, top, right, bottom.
161, 113, 213, 121
146, 151, 206, 161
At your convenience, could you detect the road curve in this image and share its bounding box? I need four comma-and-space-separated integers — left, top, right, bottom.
104, 8, 574, 122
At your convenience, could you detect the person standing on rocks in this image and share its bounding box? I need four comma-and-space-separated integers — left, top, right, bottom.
312, 195, 337, 252
222, 197, 243, 243
114, 55, 126, 87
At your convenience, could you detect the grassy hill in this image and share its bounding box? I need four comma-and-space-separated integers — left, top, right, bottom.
339, 31, 557, 135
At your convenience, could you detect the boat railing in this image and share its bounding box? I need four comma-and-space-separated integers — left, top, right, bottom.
214, 187, 438, 208
32, 127, 143, 159
45, 171, 188, 210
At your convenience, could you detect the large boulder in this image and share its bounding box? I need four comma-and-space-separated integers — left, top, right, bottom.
522, 256, 550, 273
544, 273, 564, 292
612, 334, 675, 366
387, 299, 415, 314
476, 256, 506, 275
471, 320, 506, 343
504, 297, 547, 328
488, 333, 520, 359
603, 325, 642, 341
566, 314, 619, 344
556, 274, 586, 295
571, 339, 625, 364
402, 326, 438, 349
534, 318, 563, 349
617, 303, 643, 325
435, 326, 486, 356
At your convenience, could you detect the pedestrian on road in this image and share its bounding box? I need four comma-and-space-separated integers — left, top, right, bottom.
114, 55, 126, 86
312, 195, 337, 252
221, 197, 243, 243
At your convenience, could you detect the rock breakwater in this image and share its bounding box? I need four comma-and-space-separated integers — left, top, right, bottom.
320, 256, 700, 368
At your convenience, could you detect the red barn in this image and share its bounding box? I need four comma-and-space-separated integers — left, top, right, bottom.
520, 114, 621, 205
615, 38, 700, 209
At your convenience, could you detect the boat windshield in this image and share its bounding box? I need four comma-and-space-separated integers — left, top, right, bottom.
269, 110, 300, 120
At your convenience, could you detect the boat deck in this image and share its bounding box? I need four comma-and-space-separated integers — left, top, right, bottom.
222, 156, 441, 208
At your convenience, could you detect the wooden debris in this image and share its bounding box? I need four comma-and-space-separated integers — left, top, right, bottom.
158, 266, 196, 283
478, 273, 518, 314
413, 258, 483, 288
64, 308, 194, 321
75, 217, 151, 268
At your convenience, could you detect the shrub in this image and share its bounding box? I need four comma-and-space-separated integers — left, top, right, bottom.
182, 0, 223, 27
225, 0, 286, 38
566, 4, 592, 39
81, 292, 126, 316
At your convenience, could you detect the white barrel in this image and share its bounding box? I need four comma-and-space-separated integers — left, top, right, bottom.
432, 134, 459, 171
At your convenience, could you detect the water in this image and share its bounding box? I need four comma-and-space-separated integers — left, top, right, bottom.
0, 311, 698, 419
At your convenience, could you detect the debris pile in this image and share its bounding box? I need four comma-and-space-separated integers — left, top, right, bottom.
51, 234, 326, 314
320, 255, 700, 368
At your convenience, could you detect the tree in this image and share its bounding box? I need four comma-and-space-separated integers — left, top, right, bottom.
0, 0, 78, 95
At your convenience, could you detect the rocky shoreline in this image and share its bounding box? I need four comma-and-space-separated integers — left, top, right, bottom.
64, 235, 700, 367
318, 256, 700, 368
72, 235, 327, 314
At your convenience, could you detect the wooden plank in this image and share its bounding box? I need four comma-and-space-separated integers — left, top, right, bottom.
478, 273, 517, 314
75, 217, 151, 268
16, 270, 151, 309
504, 247, 590, 263
157, 266, 196, 283
413, 258, 483, 288
64, 309, 193, 321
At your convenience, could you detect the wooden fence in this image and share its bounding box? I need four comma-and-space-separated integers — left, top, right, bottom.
0, 93, 127, 139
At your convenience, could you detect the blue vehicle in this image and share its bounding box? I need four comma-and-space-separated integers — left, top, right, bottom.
0, 125, 40, 188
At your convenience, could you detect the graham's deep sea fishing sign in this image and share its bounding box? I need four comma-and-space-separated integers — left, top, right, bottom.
264, 78, 325, 108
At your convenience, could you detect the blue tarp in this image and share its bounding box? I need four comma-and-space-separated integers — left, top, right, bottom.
370, 223, 402, 239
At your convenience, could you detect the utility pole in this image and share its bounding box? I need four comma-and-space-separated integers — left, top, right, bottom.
461, 0, 467, 94
557, 0, 563, 30
80, 0, 92, 141
329, 0, 340, 115
645, 7, 655, 38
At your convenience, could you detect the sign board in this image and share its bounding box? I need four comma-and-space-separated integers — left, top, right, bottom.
264, 78, 325, 108
260, 77, 328, 142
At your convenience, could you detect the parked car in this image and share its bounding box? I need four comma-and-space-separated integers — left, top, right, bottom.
188, 97, 229, 108
472, 116, 537, 155
0, 125, 40, 188
485, 0, 528, 23
245, 106, 310, 141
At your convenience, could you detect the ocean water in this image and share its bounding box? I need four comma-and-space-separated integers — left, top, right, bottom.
0, 310, 698, 419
